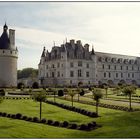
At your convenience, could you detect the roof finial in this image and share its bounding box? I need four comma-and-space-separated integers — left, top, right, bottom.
91, 44, 95, 55
53, 41, 55, 47
66, 37, 67, 43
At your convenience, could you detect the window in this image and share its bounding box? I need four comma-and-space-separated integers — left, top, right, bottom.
128, 73, 130, 78
108, 65, 110, 69
46, 73, 48, 78
70, 71, 74, 77
46, 65, 48, 69
57, 71, 60, 77
78, 69, 82, 77
114, 65, 116, 70
62, 74, 63, 77
57, 63, 60, 68
87, 63, 89, 68
52, 64, 55, 68
52, 72, 54, 78
61, 64, 63, 67
102, 64, 104, 69
86, 72, 89, 77
104, 72, 106, 78
70, 62, 74, 67
116, 73, 118, 78
121, 73, 123, 78
126, 66, 128, 70
132, 66, 134, 70
109, 72, 111, 78
120, 66, 122, 70
78, 61, 82, 67
132, 73, 134, 78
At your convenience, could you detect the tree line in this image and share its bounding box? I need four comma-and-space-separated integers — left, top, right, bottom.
17, 68, 38, 79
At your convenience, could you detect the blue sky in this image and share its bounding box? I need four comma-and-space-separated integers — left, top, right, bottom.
0, 2, 140, 70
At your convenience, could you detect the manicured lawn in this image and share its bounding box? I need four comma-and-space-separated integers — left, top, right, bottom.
0, 98, 140, 138
0, 99, 94, 124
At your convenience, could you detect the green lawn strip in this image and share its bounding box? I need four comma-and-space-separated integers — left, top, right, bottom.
0, 99, 94, 124
65, 94, 140, 109
1, 99, 140, 138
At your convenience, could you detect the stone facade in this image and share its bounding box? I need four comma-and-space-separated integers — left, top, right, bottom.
38, 39, 140, 87
0, 24, 18, 87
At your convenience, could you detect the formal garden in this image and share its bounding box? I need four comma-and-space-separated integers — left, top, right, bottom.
0, 84, 140, 138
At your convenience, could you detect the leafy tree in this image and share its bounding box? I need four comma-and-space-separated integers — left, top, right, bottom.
53, 89, 57, 102
32, 82, 39, 89
122, 85, 136, 111
77, 81, 83, 102
18, 68, 38, 79
103, 85, 108, 98
68, 89, 76, 107
92, 89, 103, 116
17, 82, 25, 89
32, 91, 46, 120
58, 90, 64, 96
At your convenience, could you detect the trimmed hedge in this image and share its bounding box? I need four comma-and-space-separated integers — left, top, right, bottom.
45, 100, 98, 118
0, 111, 98, 131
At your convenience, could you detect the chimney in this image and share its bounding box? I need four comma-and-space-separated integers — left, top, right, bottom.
70, 39, 75, 45
9, 29, 15, 49
76, 40, 81, 45
84, 44, 89, 51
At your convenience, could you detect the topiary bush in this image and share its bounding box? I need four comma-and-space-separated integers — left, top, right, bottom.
26, 117, 33, 121
33, 117, 40, 122
2, 112, 7, 117
47, 120, 53, 125
0, 112, 2, 116
40, 118, 47, 123
69, 123, 77, 129
7, 114, 11, 118
22, 116, 28, 120
58, 90, 64, 96
53, 121, 60, 126
62, 121, 69, 127
91, 121, 97, 127
11, 114, 16, 119
79, 124, 88, 130
15, 113, 22, 119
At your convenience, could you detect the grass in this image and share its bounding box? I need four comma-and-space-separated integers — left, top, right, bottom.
0, 99, 94, 124
0, 98, 140, 138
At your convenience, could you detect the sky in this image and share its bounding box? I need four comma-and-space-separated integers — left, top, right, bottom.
0, 2, 140, 70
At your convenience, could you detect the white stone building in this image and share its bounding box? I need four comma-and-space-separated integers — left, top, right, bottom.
38, 39, 140, 87
0, 23, 18, 87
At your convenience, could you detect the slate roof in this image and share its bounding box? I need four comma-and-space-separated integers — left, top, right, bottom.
0, 24, 10, 49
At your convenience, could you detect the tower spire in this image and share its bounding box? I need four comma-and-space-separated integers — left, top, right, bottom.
3, 22, 8, 32
91, 45, 95, 55
41, 46, 46, 57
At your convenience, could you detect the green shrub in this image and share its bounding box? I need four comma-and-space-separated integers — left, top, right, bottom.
15, 113, 22, 119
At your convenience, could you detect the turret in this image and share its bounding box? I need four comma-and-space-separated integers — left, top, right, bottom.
9, 29, 15, 50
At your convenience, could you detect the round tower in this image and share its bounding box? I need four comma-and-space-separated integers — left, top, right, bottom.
0, 23, 18, 87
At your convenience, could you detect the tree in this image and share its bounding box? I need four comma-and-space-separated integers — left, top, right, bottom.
18, 68, 38, 79
122, 85, 136, 111
68, 89, 76, 107
77, 81, 83, 102
103, 85, 108, 98
32, 91, 46, 120
32, 82, 39, 89
92, 89, 103, 116
53, 89, 57, 102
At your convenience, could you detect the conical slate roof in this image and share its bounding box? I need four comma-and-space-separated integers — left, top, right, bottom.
0, 24, 10, 49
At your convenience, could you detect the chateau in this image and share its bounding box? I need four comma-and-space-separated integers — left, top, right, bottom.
38, 39, 140, 87
0, 23, 18, 87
